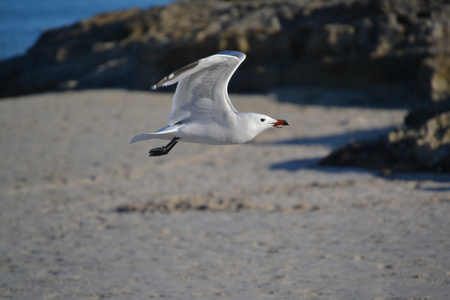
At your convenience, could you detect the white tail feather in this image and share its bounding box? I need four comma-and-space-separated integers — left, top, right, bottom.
129, 133, 156, 144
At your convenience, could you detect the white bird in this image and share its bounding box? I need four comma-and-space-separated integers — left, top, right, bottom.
130, 51, 289, 156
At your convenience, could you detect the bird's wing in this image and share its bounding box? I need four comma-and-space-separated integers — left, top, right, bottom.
152, 51, 246, 126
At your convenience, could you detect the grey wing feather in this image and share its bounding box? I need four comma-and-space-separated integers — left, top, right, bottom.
152, 51, 246, 126
152, 60, 200, 90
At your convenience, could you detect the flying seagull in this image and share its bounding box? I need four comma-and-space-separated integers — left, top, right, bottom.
130, 51, 289, 156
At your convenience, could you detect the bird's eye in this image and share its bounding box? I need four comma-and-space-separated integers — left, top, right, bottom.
260, 118, 266, 122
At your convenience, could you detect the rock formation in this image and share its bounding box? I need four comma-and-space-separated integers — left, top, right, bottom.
320, 107, 450, 174
1, 0, 449, 100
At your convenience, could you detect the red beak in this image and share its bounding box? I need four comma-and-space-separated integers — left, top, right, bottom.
272, 119, 289, 128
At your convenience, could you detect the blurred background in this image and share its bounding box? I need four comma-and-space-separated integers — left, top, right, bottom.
1, 2, 449, 298
0, 0, 449, 172
1, 0, 449, 101
0, 0, 172, 60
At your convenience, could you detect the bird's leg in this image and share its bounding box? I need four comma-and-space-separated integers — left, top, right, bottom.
149, 137, 180, 157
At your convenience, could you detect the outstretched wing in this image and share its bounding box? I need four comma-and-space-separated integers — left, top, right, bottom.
152, 51, 246, 126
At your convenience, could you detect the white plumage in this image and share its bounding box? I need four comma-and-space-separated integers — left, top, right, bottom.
130, 51, 288, 156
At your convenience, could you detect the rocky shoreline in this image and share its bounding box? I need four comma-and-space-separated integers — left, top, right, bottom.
1, 0, 449, 101
321, 105, 450, 174
1, 0, 449, 173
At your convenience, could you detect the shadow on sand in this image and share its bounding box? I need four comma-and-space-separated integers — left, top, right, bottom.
258, 126, 394, 149
270, 157, 450, 184
270, 86, 414, 109
262, 128, 450, 184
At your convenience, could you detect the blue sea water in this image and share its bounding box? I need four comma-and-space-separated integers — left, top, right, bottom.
0, 0, 173, 61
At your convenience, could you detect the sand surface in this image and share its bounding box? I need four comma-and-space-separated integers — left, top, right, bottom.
1, 89, 449, 299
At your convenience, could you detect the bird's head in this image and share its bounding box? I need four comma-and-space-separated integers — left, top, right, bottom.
231, 113, 289, 144
246, 113, 289, 133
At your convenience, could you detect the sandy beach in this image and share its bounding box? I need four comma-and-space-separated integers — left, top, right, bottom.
1, 89, 449, 299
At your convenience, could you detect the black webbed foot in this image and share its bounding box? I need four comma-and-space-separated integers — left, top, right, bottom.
149, 137, 180, 157
149, 147, 168, 156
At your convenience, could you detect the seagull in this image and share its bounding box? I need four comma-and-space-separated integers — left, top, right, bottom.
130, 51, 289, 156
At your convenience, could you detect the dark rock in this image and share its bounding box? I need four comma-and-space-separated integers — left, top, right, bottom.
320, 109, 450, 173
404, 101, 450, 128
419, 55, 450, 102
0, 0, 449, 99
